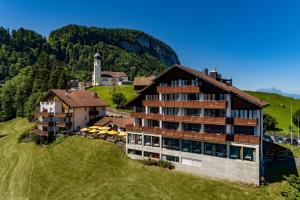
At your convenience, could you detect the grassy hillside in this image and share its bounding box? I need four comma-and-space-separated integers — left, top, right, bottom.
248, 91, 300, 134
0, 118, 284, 200
89, 85, 137, 108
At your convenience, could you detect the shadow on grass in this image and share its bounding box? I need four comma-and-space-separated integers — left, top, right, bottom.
264, 142, 298, 183
0, 134, 8, 139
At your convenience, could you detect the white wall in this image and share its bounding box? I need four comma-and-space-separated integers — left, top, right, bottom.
73, 107, 89, 131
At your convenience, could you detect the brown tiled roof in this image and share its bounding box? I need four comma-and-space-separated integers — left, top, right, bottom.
94, 117, 133, 128
101, 71, 127, 78
127, 65, 268, 108
46, 89, 106, 108
133, 76, 155, 86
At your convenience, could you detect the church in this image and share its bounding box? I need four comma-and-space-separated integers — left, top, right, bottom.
92, 53, 129, 86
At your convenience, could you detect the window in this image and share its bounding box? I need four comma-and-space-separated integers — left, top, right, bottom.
234, 126, 255, 135
184, 108, 201, 116
243, 147, 256, 161
192, 141, 202, 154
147, 119, 159, 127
229, 146, 241, 159
127, 149, 142, 156
162, 121, 178, 130
204, 109, 226, 117
162, 138, 179, 151
144, 135, 151, 146
204, 125, 226, 134
183, 123, 201, 132
215, 144, 227, 158
135, 118, 142, 126
182, 140, 192, 152
144, 151, 160, 159
148, 107, 159, 114
204, 142, 214, 156
162, 154, 179, 162
162, 107, 179, 115
152, 136, 160, 147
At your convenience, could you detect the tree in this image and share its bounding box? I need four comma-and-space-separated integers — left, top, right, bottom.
263, 113, 280, 133
293, 109, 300, 128
281, 174, 300, 200
112, 92, 127, 108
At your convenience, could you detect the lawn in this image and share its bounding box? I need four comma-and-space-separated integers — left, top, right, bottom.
0, 118, 286, 200
281, 144, 300, 158
247, 91, 300, 134
88, 85, 137, 108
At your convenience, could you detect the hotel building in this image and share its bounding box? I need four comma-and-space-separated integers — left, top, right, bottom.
125, 65, 267, 185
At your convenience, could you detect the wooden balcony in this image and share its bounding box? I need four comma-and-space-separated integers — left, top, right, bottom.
36, 121, 54, 127
34, 112, 72, 118
34, 112, 53, 117
56, 122, 72, 128
131, 112, 226, 125
156, 86, 200, 94
142, 100, 227, 109
31, 129, 49, 137
203, 133, 228, 143
234, 118, 257, 126
55, 113, 72, 118
89, 110, 99, 115
233, 134, 260, 144
126, 124, 228, 142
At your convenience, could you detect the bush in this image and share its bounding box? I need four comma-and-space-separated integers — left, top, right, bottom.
281, 174, 300, 200
112, 92, 127, 108
140, 159, 175, 170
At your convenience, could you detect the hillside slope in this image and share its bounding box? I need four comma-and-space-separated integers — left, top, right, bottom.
247, 91, 300, 134
0, 118, 282, 200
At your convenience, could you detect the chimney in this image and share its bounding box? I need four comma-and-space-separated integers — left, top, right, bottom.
203, 68, 208, 75
209, 70, 218, 80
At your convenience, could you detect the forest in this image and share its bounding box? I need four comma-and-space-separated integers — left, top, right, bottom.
0, 25, 179, 121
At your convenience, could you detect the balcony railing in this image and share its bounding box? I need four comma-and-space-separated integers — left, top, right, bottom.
234, 118, 257, 126
157, 85, 200, 94
34, 112, 72, 118
203, 133, 228, 143
232, 134, 260, 144
56, 122, 72, 128
36, 121, 54, 127
142, 100, 227, 109
131, 112, 226, 125
89, 110, 99, 115
31, 129, 49, 137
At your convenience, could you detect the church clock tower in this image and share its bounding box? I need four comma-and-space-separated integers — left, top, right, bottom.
92, 52, 101, 86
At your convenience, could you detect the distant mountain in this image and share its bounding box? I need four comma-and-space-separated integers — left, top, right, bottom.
257, 87, 300, 99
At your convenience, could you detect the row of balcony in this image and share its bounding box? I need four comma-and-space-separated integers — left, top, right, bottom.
143, 100, 227, 109
36, 121, 72, 128
156, 86, 200, 94
131, 112, 257, 126
34, 110, 99, 118
31, 129, 50, 137
125, 124, 260, 144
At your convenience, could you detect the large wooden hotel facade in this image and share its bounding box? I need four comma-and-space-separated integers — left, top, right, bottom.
125, 65, 267, 185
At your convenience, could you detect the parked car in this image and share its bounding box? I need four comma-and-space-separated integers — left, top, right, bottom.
263, 135, 273, 143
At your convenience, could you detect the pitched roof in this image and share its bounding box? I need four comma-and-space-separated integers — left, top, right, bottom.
128, 64, 268, 108
101, 71, 127, 78
94, 116, 133, 128
133, 76, 155, 86
47, 89, 106, 108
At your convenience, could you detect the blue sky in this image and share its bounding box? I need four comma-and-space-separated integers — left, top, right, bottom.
1, 0, 300, 94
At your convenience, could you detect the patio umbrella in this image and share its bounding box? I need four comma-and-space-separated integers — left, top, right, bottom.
107, 130, 119, 135
118, 131, 127, 136
89, 126, 101, 129
98, 130, 107, 134
88, 129, 99, 133
80, 128, 89, 132
97, 126, 110, 130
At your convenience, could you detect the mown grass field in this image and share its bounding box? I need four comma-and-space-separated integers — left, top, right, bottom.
247, 91, 300, 134
0, 118, 286, 200
89, 85, 137, 108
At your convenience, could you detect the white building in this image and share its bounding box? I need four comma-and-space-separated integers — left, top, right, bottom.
33, 89, 106, 141
92, 52, 129, 86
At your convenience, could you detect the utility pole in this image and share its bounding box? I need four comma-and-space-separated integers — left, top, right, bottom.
291, 101, 293, 149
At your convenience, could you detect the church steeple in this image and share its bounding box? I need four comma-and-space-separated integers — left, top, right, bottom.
92, 52, 101, 86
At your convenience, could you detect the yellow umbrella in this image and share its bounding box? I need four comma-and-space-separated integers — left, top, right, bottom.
97, 130, 107, 134
80, 128, 90, 132
107, 130, 119, 135
97, 126, 110, 130
89, 126, 100, 129
118, 131, 127, 136
88, 129, 99, 133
